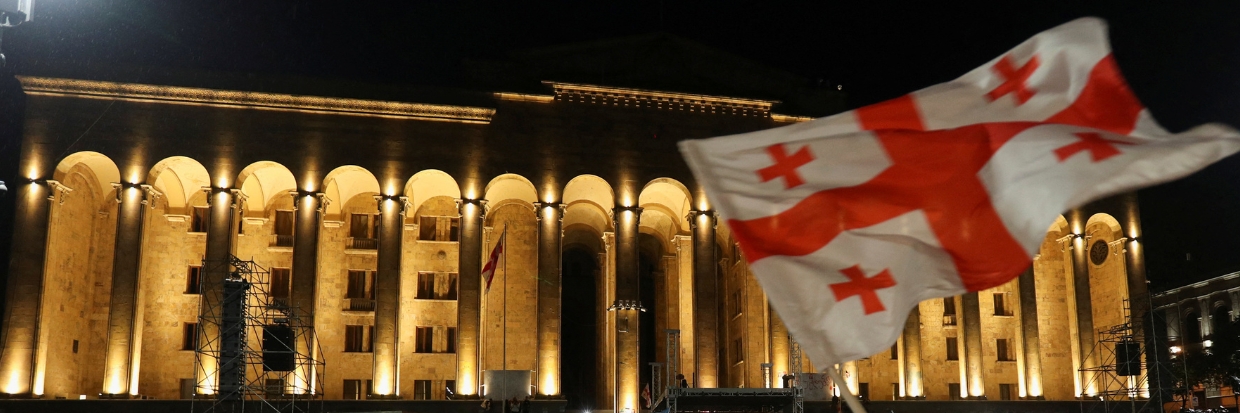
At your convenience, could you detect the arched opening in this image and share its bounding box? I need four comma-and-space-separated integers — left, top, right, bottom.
1212, 305, 1232, 338
562, 246, 599, 411
1185, 312, 1203, 344
637, 233, 662, 402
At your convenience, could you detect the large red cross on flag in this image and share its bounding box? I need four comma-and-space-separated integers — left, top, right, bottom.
679, 18, 1240, 367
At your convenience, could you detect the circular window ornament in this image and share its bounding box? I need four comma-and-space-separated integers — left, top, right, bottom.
1089, 240, 1109, 265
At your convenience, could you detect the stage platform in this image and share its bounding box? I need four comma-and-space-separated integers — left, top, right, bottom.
654, 387, 801, 413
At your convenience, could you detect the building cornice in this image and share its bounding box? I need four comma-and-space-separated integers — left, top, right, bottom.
543, 81, 778, 118
18, 76, 496, 124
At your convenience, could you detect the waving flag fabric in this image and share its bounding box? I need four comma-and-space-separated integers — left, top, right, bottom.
679, 17, 1240, 367
482, 230, 506, 295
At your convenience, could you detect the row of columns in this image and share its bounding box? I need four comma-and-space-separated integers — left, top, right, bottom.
895, 207, 1146, 400
0, 173, 730, 403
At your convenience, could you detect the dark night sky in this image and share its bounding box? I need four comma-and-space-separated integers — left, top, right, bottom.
10, 1, 1240, 291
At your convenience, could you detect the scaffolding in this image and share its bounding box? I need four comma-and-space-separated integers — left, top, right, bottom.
191, 255, 326, 413
1078, 296, 1169, 413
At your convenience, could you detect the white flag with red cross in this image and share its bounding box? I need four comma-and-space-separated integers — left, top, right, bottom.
679, 17, 1240, 367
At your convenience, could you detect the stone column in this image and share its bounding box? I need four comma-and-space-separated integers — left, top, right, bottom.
770, 309, 789, 388
612, 206, 641, 413
535, 202, 563, 396
289, 190, 321, 394
456, 198, 485, 396
961, 292, 985, 399
1199, 298, 1212, 338
1164, 307, 1182, 343
372, 195, 406, 398
101, 183, 149, 397
196, 187, 238, 394
1017, 267, 1044, 399
901, 303, 924, 399
1070, 227, 1096, 397
0, 179, 54, 396
688, 210, 718, 388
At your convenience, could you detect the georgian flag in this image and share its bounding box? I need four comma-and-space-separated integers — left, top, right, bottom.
482, 229, 506, 295
679, 17, 1240, 367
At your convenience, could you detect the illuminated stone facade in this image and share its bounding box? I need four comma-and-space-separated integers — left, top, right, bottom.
0, 39, 1150, 407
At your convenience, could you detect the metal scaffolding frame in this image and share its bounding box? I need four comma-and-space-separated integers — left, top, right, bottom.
191, 255, 326, 413
1078, 297, 1167, 413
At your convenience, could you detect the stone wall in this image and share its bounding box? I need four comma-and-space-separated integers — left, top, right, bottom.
39, 170, 115, 398
1034, 229, 1075, 400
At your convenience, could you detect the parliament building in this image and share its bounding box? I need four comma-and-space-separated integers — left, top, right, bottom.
0, 35, 1155, 409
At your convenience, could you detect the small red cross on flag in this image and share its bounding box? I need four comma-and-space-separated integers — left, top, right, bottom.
680, 18, 1240, 367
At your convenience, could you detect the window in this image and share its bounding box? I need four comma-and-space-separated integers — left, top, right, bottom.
186, 266, 202, 294
996, 338, 1014, 361
182, 323, 199, 350
858, 383, 869, 401
732, 338, 744, 364
344, 325, 373, 353
446, 327, 457, 353
731, 290, 742, 317
417, 272, 435, 299
191, 206, 210, 233
413, 380, 432, 400
419, 216, 461, 241
948, 383, 962, 400
993, 293, 1008, 316
349, 213, 378, 249
943, 297, 957, 326
999, 383, 1014, 400
416, 273, 458, 300
419, 216, 437, 240
946, 337, 959, 361
271, 268, 291, 304
73, 339, 79, 354
343, 379, 372, 400
442, 273, 458, 300
416, 327, 434, 353
274, 210, 294, 246
346, 270, 376, 300
890, 344, 899, 360
891, 383, 899, 400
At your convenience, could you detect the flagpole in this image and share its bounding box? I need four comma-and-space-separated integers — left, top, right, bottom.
480, 229, 487, 395
502, 225, 508, 371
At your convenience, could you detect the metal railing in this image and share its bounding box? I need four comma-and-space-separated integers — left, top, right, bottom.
348, 237, 378, 250
273, 234, 294, 247
343, 298, 376, 312
943, 314, 957, 326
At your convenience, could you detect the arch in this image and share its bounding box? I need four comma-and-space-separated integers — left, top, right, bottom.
322, 166, 381, 220
1049, 215, 1070, 235
1212, 304, 1233, 335
1086, 213, 1123, 240
564, 175, 615, 211
235, 161, 298, 216
637, 210, 676, 255
563, 224, 604, 253
53, 151, 120, 208
1185, 311, 1203, 343
483, 173, 538, 205
638, 178, 692, 235
405, 169, 461, 213
147, 156, 211, 214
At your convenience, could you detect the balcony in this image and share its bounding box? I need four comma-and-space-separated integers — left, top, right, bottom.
348, 237, 378, 250
272, 234, 294, 247
943, 314, 957, 326
343, 298, 376, 312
